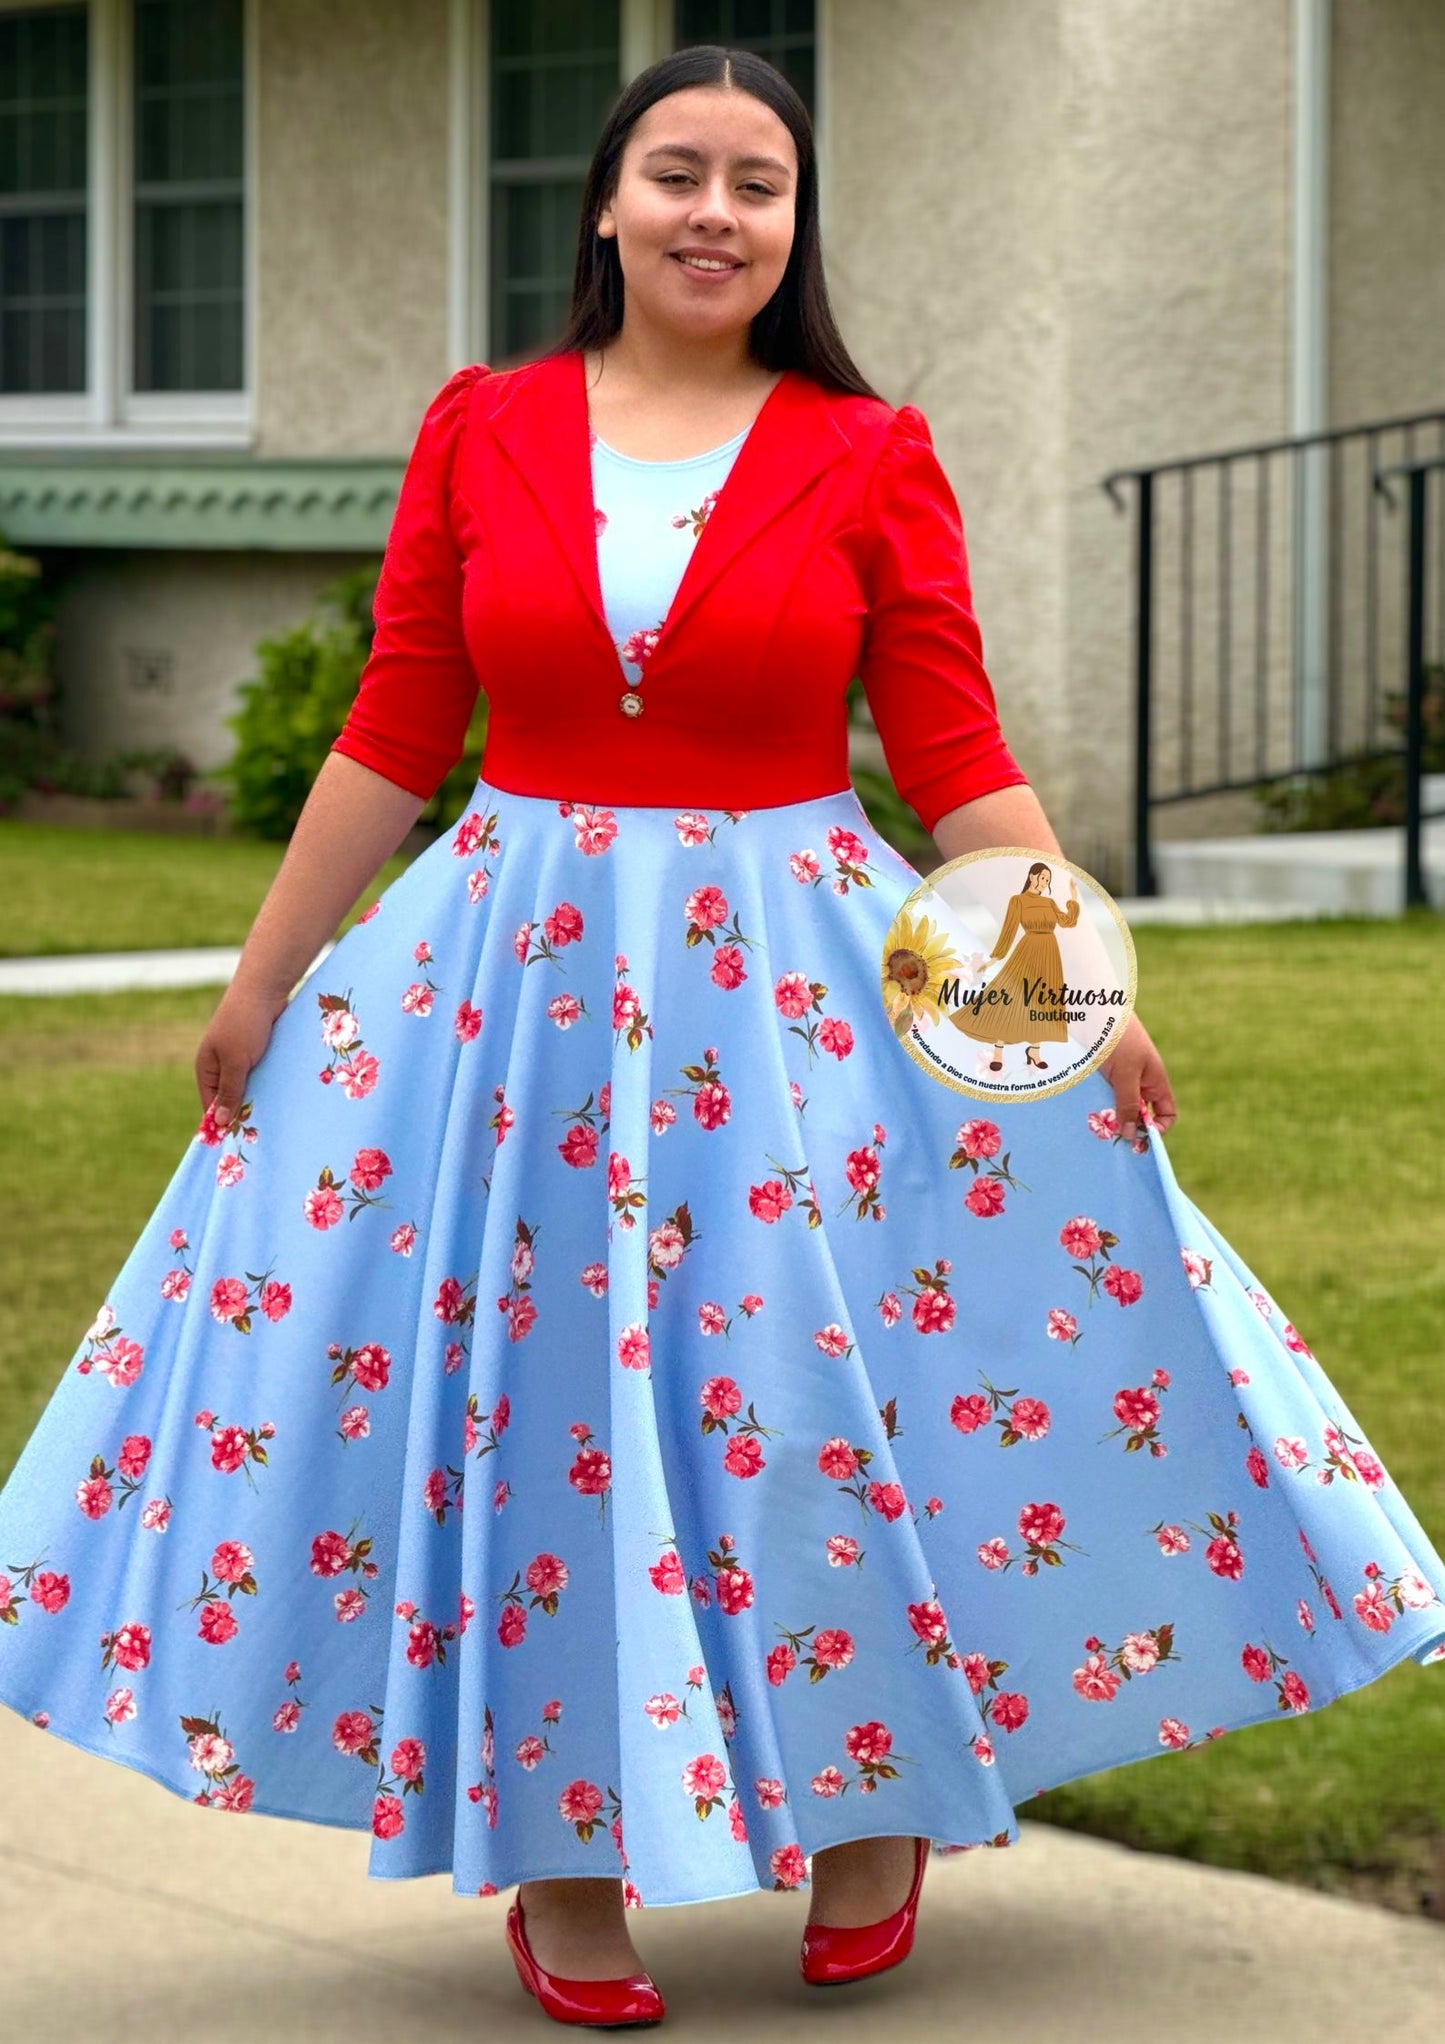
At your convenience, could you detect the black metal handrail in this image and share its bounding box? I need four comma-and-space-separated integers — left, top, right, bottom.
1103, 410, 1445, 905
1375, 455, 1445, 908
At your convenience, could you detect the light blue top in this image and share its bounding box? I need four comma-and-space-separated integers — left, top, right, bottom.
591, 426, 749, 682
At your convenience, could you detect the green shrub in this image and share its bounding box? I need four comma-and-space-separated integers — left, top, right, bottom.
1254, 664, 1445, 831
0, 535, 59, 807
211, 562, 489, 841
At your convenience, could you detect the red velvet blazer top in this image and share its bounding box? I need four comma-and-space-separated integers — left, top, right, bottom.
329, 345, 1029, 835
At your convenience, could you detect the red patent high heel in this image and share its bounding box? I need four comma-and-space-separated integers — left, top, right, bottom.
799, 1834, 929, 1987
504, 1891, 666, 2028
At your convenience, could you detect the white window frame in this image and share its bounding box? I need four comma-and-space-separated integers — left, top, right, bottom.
448, 0, 829, 372
0, 0, 257, 448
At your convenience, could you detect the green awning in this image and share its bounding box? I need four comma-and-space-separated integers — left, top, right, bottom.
0, 453, 406, 551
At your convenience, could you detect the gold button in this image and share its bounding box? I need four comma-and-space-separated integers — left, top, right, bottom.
619, 690, 644, 717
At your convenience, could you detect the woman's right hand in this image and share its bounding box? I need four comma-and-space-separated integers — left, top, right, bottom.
195, 979, 291, 1136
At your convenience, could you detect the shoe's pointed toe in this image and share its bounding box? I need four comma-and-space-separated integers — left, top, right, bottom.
799, 1836, 929, 1987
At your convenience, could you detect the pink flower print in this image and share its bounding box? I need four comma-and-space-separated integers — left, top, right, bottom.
789, 847, 822, 884
672, 488, 722, 539
908, 1602, 951, 1651
208, 1270, 283, 1337
1060, 1216, 1103, 1259
93, 1334, 145, 1389
1015, 1500, 1075, 1571
1239, 1640, 1311, 1712
0, 1559, 71, 1626
817, 1438, 860, 1480
948, 1373, 1054, 1455
612, 961, 654, 1051
1021, 1504, 1070, 1545
1061, 1217, 1135, 1307
674, 811, 712, 846
1072, 1624, 1178, 1698
1047, 1306, 1080, 1345
647, 1209, 696, 1281
841, 1142, 885, 1223
1102, 1263, 1143, 1306
1353, 1559, 1441, 1631
617, 1323, 651, 1372
180, 1714, 256, 1809
714, 1557, 754, 1615
1352, 1448, 1385, 1489
550, 988, 588, 1030
819, 1718, 905, 1794
1156, 1506, 1242, 1576
1103, 1382, 1167, 1455
205, 1416, 275, 1487
818, 825, 873, 896
400, 939, 441, 1014
559, 1778, 608, 1839
681, 1751, 730, 1822
649, 1550, 687, 1595
1073, 1653, 1122, 1703
595, 505, 607, 535
621, 622, 664, 668
955, 1119, 1002, 1161
710, 943, 748, 989
558, 1121, 601, 1169
1180, 1248, 1213, 1289
904, 1259, 957, 1334
606, 1152, 645, 1232
867, 1479, 908, 1521
452, 806, 502, 862
1400, 1569, 1442, 1612
101, 1618, 152, 1673
684, 883, 729, 939
570, 804, 620, 856
568, 1429, 613, 1510
316, 991, 369, 1078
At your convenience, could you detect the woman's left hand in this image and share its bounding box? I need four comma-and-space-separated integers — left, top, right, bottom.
1100, 1012, 1177, 1143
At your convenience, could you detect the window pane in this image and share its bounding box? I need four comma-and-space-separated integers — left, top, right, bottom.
0, 5, 88, 394
489, 0, 620, 361
132, 0, 245, 392
673, 0, 815, 116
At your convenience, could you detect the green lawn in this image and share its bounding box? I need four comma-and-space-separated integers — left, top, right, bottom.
0, 817, 417, 956
1, 898, 1442, 1915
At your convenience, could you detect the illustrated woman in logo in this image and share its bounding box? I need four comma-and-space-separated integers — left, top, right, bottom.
950, 860, 1080, 1072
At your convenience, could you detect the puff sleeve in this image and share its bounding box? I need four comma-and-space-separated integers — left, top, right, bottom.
858, 403, 1029, 834
329, 364, 489, 800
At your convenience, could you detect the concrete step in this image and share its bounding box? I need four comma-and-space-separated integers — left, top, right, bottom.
1153, 811, 1445, 916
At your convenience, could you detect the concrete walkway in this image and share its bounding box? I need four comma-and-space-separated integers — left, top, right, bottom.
1, 1708, 1441, 2042
0, 897, 1346, 998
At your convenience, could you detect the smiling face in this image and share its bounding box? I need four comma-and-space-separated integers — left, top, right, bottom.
595, 84, 797, 344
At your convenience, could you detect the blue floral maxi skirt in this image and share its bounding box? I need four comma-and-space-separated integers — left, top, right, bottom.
2, 773, 1443, 1909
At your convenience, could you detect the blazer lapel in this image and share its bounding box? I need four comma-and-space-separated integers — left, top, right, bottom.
487, 346, 855, 665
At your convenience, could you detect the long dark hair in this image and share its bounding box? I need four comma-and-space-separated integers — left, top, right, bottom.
544, 45, 882, 400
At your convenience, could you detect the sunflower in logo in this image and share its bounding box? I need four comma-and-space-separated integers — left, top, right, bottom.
880, 907, 966, 1038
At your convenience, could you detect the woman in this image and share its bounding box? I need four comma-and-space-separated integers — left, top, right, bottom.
950, 860, 1081, 1072
1, 44, 1442, 2033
